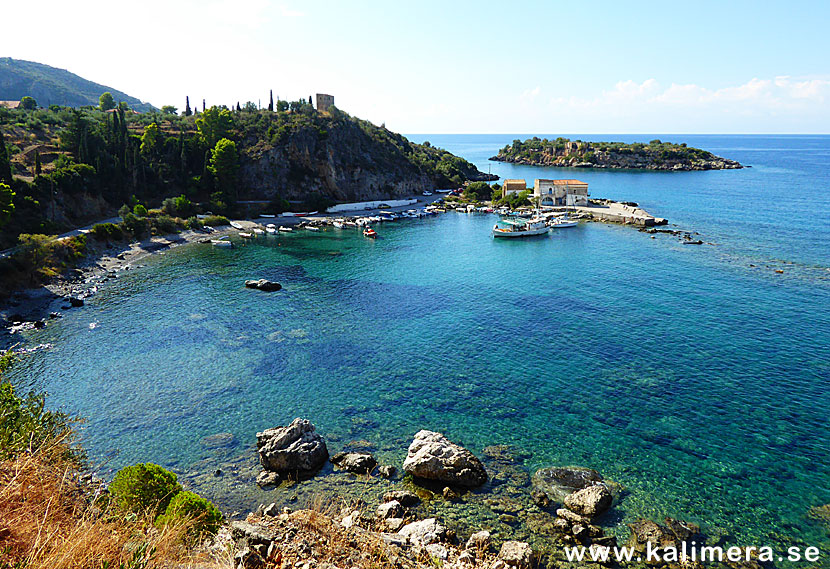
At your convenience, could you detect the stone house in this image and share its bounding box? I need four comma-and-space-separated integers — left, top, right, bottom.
315, 94, 334, 112
502, 179, 527, 197
533, 179, 589, 207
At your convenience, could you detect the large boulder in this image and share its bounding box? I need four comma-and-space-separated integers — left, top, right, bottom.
498, 541, 534, 569
256, 418, 328, 475
531, 466, 603, 507
564, 484, 613, 517
402, 430, 487, 487
245, 279, 282, 292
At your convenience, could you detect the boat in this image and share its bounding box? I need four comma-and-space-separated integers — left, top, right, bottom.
306, 225, 320, 232
211, 238, 233, 247
265, 226, 277, 234
422, 190, 433, 196
239, 232, 254, 239
332, 220, 345, 228
278, 226, 293, 232
363, 227, 378, 238
259, 214, 276, 218
492, 217, 549, 238
230, 221, 244, 230
549, 215, 578, 228
253, 228, 265, 235
293, 211, 318, 217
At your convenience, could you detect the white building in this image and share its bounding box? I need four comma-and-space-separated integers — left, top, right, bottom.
533, 179, 589, 207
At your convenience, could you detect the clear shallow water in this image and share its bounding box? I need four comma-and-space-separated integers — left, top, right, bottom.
6, 135, 830, 557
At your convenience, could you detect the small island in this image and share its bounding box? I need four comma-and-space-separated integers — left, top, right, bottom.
491, 137, 743, 171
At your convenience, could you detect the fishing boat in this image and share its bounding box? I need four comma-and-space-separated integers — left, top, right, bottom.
363, 227, 378, 238
239, 232, 254, 239
492, 217, 549, 238
278, 226, 293, 232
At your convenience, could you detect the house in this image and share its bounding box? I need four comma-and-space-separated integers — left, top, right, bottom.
533, 179, 589, 207
315, 93, 334, 112
0, 101, 21, 109
502, 179, 527, 197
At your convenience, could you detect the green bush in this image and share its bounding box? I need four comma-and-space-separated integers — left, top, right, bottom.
109, 463, 182, 517
156, 490, 223, 540
185, 216, 203, 230
150, 214, 180, 235
0, 351, 80, 461
90, 222, 124, 241
133, 204, 148, 217
200, 215, 230, 227
122, 213, 150, 238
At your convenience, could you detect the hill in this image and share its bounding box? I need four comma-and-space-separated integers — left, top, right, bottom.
0, 101, 493, 248
0, 58, 155, 112
492, 137, 743, 171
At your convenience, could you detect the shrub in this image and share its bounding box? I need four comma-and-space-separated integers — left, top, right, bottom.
185, 216, 203, 230
200, 215, 230, 227
90, 222, 124, 241
150, 214, 180, 235
109, 463, 182, 517
122, 213, 150, 238
156, 491, 223, 540
133, 204, 148, 217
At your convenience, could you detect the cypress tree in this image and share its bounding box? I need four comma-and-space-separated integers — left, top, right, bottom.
236, 102, 241, 112
268, 90, 274, 112
308, 95, 312, 106
185, 96, 192, 117
34, 151, 41, 177
202, 99, 206, 112
0, 128, 12, 184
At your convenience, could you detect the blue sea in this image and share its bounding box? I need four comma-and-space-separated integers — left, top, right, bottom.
6, 135, 830, 558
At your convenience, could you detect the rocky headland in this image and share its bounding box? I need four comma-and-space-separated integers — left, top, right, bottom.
491, 138, 743, 171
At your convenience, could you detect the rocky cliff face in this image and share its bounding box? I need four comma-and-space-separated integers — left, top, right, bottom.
239, 119, 449, 203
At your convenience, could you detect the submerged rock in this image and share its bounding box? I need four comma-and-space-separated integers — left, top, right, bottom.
383, 490, 420, 507
402, 430, 487, 487
245, 279, 282, 292
330, 451, 377, 474
256, 418, 328, 476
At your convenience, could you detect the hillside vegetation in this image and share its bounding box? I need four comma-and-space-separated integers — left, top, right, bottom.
0, 58, 155, 112
492, 137, 743, 170
0, 100, 490, 251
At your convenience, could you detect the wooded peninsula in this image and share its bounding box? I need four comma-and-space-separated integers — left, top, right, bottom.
491, 137, 743, 171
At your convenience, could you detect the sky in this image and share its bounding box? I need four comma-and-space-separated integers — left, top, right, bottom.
2, 0, 829, 133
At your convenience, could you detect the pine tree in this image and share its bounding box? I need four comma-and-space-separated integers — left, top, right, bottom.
268, 90, 274, 112
0, 128, 12, 184
236, 102, 241, 112
185, 96, 192, 117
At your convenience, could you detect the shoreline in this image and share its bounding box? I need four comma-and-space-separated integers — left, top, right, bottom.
1, 195, 694, 333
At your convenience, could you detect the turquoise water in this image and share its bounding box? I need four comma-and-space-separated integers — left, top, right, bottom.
5, 135, 830, 557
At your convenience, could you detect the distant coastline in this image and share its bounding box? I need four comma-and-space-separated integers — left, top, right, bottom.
491, 137, 743, 171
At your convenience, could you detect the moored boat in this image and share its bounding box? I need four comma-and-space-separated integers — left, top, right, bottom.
363, 227, 378, 238
492, 217, 549, 238
278, 226, 293, 232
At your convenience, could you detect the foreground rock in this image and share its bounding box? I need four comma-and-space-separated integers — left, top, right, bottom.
498, 541, 534, 569
256, 418, 328, 479
531, 466, 603, 507
564, 484, 613, 517
331, 451, 377, 474
627, 517, 701, 563
396, 518, 448, 546
402, 430, 488, 487
245, 279, 282, 292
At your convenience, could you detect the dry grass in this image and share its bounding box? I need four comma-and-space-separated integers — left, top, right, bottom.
0, 441, 222, 569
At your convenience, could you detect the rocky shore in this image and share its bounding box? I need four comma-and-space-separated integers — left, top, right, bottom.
183, 418, 777, 569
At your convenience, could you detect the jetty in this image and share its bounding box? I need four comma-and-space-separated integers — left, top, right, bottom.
574, 199, 668, 227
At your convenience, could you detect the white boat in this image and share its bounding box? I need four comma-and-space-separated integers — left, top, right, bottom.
239, 232, 254, 239
211, 239, 232, 247
549, 215, 578, 228
253, 228, 265, 235
492, 217, 549, 238
422, 190, 433, 196
278, 226, 293, 232
306, 226, 320, 231
259, 214, 276, 218
265, 226, 277, 234
466, 204, 476, 212
230, 221, 244, 230
332, 220, 344, 229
